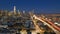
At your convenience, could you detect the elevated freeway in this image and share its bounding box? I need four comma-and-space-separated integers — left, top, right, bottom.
32, 14, 60, 34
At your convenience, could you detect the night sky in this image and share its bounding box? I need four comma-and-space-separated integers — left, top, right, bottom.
0, 0, 60, 14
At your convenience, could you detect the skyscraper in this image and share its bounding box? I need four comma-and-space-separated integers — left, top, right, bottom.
14, 6, 16, 14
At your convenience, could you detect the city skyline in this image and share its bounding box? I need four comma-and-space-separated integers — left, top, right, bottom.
0, 0, 60, 14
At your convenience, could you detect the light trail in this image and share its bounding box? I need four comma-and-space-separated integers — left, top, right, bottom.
31, 15, 45, 34
33, 15, 60, 32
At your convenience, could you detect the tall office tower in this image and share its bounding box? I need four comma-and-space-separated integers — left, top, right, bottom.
18, 10, 20, 15
23, 10, 25, 14
14, 6, 16, 14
